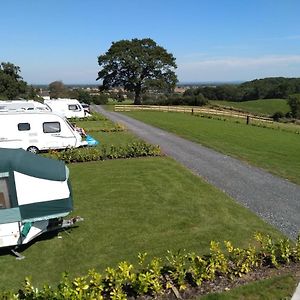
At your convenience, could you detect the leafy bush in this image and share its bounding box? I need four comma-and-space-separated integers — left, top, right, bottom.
69, 113, 108, 123
44, 142, 161, 163
288, 94, 300, 119
87, 123, 126, 133
7, 233, 300, 299
272, 111, 284, 121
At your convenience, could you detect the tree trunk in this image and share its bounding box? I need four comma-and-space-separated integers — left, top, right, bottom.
134, 85, 142, 105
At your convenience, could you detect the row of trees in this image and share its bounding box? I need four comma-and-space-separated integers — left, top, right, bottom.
183, 78, 300, 102
0, 62, 38, 100
48, 80, 111, 104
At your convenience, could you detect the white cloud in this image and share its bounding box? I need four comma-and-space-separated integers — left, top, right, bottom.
177, 55, 300, 82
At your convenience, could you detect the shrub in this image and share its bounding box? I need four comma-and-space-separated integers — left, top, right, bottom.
272, 111, 284, 121
5, 233, 300, 299
44, 142, 161, 163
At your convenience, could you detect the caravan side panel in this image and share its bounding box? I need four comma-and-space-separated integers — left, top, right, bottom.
0, 222, 20, 247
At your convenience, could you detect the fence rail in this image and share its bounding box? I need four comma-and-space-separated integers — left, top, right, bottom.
114, 105, 274, 123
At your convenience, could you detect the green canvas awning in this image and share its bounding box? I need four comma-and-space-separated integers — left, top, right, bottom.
0, 148, 66, 181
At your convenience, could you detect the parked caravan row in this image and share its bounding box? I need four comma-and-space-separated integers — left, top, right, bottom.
0, 100, 51, 112
0, 99, 90, 119
0, 111, 88, 153
44, 99, 88, 118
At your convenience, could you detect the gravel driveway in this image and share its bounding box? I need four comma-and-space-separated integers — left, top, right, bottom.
92, 105, 300, 239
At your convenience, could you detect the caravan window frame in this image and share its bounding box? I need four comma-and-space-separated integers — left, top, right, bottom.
68, 104, 81, 112
43, 122, 61, 133
0, 175, 11, 209
18, 123, 31, 131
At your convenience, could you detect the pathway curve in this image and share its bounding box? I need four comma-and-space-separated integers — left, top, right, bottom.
92, 105, 300, 239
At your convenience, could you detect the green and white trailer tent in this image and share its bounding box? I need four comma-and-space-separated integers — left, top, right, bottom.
0, 148, 75, 249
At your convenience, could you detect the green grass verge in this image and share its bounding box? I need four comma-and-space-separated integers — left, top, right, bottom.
122, 111, 300, 184
210, 99, 290, 116
75, 117, 142, 146
200, 273, 298, 299
0, 157, 282, 290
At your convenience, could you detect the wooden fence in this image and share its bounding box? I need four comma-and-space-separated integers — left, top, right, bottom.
114, 105, 273, 123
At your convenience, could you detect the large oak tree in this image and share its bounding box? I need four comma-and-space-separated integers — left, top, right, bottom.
97, 38, 177, 104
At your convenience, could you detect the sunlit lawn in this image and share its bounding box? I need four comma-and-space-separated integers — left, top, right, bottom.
0, 157, 282, 290
210, 98, 290, 116
123, 111, 300, 184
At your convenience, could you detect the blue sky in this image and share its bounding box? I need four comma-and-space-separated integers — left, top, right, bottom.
1, 0, 300, 84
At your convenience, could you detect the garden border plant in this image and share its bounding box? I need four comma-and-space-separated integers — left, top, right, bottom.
43, 142, 161, 163
3, 233, 300, 299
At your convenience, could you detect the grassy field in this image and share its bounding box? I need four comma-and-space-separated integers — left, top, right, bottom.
122, 111, 300, 184
76, 117, 142, 146
0, 156, 282, 290
201, 273, 298, 299
210, 99, 290, 116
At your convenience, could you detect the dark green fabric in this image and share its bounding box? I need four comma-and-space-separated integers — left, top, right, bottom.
0, 148, 66, 181
0, 208, 21, 224
8, 171, 18, 208
19, 197, 73, 220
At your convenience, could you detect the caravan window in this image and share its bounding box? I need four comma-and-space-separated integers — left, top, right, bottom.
18, 123, 31, 131
0, 178, 11, 209
68, 104, 81, 111
43, 122, 61, 133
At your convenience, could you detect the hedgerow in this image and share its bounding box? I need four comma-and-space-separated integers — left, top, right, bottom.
43, 142, 161, 163
3, 233, 300, 299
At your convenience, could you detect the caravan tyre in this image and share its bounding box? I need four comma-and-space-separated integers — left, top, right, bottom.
27, 146, 39, 154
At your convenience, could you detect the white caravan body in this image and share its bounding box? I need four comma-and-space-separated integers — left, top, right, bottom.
0, 100, 51, 112
0, 111, 88, 152
44, 99, 86, 118
0, 148, 79, 251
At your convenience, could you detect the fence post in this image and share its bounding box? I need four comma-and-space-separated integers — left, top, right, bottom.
246, 115, 250, 125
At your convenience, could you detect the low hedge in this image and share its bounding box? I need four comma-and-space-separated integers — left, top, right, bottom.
86, 123, 126, 133
2, 233, 300, 299
44, 142, 161, 163
69, 114, 108, 122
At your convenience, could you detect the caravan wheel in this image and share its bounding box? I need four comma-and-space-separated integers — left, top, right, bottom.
27, 146, 39, 154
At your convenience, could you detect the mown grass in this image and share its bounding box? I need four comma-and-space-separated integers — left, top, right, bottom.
75, 118, 142, 146
122, 111, 300, 184
0, 157, 282, 290
210, 99, 290, 116
201, 273, 298, 299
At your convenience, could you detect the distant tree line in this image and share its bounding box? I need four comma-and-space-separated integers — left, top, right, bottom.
0, 62, 38, 100
183, 77, 300, 102
142, 92, 208, 106
48, 80, 110, 104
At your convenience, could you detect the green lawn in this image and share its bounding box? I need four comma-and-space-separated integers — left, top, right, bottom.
210, 99, 290, 116
201, 273, 298, 299
75, 117, 142, 146
122, 111, 300, 184
0, 157, 282, 290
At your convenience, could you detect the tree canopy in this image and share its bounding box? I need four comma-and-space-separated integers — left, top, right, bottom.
49, 81, 69, 99
184, 77, 300, 102
97, 38, 177, 104
0, 62, 31, 99
288, 94, 300, 119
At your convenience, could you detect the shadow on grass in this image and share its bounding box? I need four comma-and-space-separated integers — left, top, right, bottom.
0, 226, 80, 258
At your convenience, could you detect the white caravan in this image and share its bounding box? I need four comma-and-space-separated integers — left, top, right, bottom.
44, 99, 86, 118
0, 111, 88, 153
0, 100, 51, 112
0, 148, 82, 259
